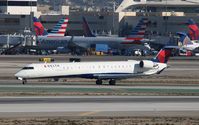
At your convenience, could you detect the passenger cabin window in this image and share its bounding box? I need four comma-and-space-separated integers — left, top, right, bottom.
134, 0, 141, 2
22, 67, 34, 70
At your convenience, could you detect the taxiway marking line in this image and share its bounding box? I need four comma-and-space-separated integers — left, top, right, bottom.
79, 111, 101, 116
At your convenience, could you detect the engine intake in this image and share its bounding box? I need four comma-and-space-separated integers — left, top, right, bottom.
139, 60, 155, 69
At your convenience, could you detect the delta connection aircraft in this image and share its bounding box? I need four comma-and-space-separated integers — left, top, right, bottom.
15, 47, 175, 85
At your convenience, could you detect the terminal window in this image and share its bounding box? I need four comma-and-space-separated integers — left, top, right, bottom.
0, 1, 37, 6
5, 18, 20, 25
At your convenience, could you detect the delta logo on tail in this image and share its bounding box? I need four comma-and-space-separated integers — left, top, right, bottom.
187, 19, 199, 40
176, 32, 193, 46
176, 32, 199, 51
33, 17, 69, 37
33, 17, 48, 36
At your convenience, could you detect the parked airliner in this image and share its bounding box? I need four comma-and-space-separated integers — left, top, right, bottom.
15, 47, 175, 85
35, 17, 151, 51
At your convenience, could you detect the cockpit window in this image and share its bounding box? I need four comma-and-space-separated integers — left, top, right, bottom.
22, 67, 34, 70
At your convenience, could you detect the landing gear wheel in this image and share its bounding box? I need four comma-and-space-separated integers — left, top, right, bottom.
22, 79, 27, 85
96, 79, 102, 85
54, 78, 59, 82
109, 79, 116, 85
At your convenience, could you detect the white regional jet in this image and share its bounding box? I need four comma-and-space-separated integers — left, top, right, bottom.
15, 47, 174, 85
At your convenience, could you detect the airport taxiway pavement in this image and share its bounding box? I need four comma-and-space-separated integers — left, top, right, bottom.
0, 84, 198, 96
0, 96, 198, 117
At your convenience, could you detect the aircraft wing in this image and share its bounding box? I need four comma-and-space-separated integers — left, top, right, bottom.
121, 38, 154, 45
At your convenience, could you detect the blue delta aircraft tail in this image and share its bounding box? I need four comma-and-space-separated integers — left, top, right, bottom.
33, 17, 69, 37
82, 16, 96, 37
187, 19, 199, 40
176, 32, 193, 46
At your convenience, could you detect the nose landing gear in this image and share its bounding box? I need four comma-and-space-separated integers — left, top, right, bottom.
22, 79, 27, 85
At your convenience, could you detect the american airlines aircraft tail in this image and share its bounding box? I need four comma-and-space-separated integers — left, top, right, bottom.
15, 47, 175, 85
33, 17, 69, 37
127, 18, 148, 39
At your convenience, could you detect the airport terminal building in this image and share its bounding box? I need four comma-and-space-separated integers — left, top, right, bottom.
0, 0, 199, 36
0, 0, 118, 36
0, 0, 37, 15
0, 0, 37, 34
117, 0, 199, 36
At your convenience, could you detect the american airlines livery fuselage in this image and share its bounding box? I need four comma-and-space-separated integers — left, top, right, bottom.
15, 47, 174, 85
34, 17, 150, 51
37, 36, 149, 50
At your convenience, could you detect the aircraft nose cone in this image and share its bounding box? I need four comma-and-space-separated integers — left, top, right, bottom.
15, 71, 24, 78
14, 72, 18, 77
15, 72, 20, 80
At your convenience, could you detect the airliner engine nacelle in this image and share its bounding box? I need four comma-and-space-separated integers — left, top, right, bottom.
139, 60, 155, 69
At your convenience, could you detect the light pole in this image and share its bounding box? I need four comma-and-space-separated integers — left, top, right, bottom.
30, 0, 33, 32
165, 0, 168, 34
7, 0, 8, 14
112, 0, 116, 35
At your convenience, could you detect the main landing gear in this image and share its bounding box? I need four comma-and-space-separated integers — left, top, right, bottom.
109, 79, 116, 85
96, 79, 102, 85
96, 79, 116, 85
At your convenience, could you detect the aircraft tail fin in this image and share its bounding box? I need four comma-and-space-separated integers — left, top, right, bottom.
48, 17, 69, 37
127, 18, 148, 38
33, 17, 48, 36
82, 16, 96, 37
152, 46, 178, 64
188, 19, 199, 40
176, 32, 193, 46
33, 17, 69, 37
